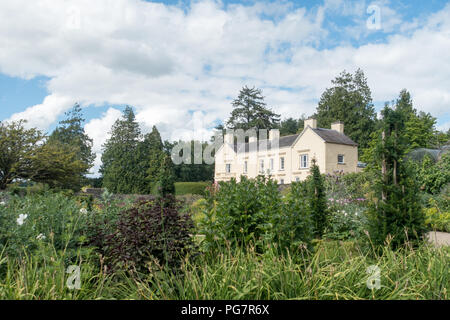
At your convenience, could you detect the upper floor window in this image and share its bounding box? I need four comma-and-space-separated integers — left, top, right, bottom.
338, 154, 345, 164
244, 161, 248, 173
300, 154, 309, 169
226, 164, 231, 173
259, 159, 265, 173
280, 157, 285, 170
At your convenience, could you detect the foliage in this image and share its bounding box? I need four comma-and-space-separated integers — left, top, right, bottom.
226, 86, 280, 133
155, 154, 176, 200
144, 126, 165, 194
307, 159, 329, 238
365, 105, 426, 248
0, 120, 89, 191
415, 153, 450, 194
0, 192, 88, 259
28, 140, 90, 190
93, 198, 194, 273
395, 89, 436, 150
48, 103, 95, 188
277, 115, 307, 136
175, 182, 210, 196
316, 69, 377, 152
168, 140, 214, 182
100, 106, 143, 194
0, 120, 44, 190
200, 176, 312, 252
423, 196, 450, 232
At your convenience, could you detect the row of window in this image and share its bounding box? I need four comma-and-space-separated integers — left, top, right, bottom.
225, 154, 345, 173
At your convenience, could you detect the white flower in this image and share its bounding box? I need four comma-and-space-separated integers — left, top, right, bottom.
80, 208, 88, 214
36, 233, 46, 240
0, 201, 6, 206
17, 214, 28, 226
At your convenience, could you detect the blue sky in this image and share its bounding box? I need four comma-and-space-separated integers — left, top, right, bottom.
0, 0, 449, 172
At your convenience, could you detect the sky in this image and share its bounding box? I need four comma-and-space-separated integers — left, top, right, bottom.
0, 0, 449, 174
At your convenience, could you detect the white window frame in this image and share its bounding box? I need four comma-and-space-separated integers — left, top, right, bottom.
300, 154, 309, 169
338, 154, 345, 164
280, 157, 285, 171
226, 163, 231, 173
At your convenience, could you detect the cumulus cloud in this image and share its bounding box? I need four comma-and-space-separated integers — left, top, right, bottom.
0, 0, 449, 175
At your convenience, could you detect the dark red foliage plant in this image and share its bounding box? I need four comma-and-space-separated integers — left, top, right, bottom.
96, 196, 195, 274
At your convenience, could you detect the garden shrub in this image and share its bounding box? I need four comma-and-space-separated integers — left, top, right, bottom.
416, 153, 450, 194
200, 176, 312, 252
0, 192, 88, 260
324, 202, 368, 240
94, 197, 194, 273
307, 159, 329, 238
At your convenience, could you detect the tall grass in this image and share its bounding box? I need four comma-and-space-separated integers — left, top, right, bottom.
2, 240, 446, 300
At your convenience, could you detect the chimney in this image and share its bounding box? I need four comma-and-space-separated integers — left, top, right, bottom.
269, 129, 280, 141
331, 121, 344, 134
304, 118, 317, 129
224, 131, 234, 144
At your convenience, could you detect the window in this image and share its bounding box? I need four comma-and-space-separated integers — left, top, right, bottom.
226, 164, 231, 173
280, 157, 285, 170
270, 158, 274, 171
259, 159, 264, 173
244, 161, 248, 173
296, 177, 300, 182
280, 179, 284, 185
300, 154, 309, 168
338, 154, 345, 164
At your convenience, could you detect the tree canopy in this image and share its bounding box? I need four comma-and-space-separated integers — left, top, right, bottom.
226, 86, 280, 132
316, 69, 377, 152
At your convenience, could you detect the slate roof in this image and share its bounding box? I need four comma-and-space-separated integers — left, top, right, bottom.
229, 127, 357, 153
311, 128, 358, 146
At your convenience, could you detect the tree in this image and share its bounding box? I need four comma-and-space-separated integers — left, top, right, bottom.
278, 115, 307, 136
0, 120, 89, 190
48, 103, 95, 188
155, 153, 176, 199
395, 89, 436, 150
316, 69, 377, 152
171, 140, 214, 182
226, 86, 280, 133
0, 120, 43, 190
366, 105, 426, 248
29, 140, 90, 189
145, 126, 166, 194
100, 106, 142, 194
307, 158, 329, 238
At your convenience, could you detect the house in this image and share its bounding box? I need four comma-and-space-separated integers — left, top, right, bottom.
214, 118, 360, 184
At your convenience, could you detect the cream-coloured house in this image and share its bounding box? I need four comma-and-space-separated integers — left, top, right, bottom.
215, 119, 360, 184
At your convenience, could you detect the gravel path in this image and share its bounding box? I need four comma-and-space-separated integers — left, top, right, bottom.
426, 231, 450, 247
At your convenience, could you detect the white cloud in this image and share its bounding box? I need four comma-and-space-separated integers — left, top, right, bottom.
0, 0, 449, 175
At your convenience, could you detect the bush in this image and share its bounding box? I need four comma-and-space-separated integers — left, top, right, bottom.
93, 197, 194, 273
325, 202, 368, 240
175, 182, 210, 196
0, 192, 88, 260
200, 176, 312, 252
416, 153, 450, 194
